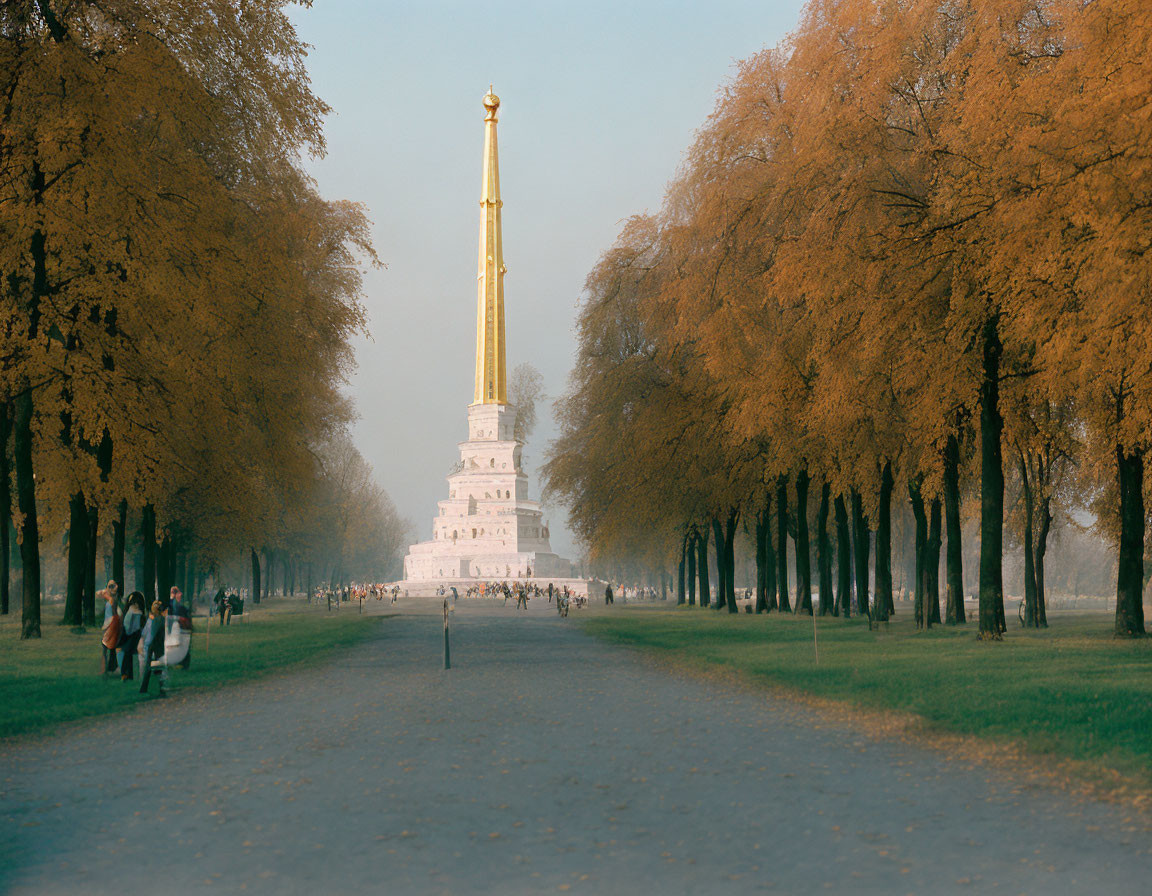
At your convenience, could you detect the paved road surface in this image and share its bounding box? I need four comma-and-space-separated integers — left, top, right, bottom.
2, 599, 1149, 894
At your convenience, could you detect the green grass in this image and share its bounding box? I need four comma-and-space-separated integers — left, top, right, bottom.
580, 606, 1152, 786
0, 600, 382, 739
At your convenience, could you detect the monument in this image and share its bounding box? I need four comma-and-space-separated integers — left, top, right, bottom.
401, 88, 578, 590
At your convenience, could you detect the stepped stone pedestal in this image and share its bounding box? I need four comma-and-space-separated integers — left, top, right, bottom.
403, 404, 572, 583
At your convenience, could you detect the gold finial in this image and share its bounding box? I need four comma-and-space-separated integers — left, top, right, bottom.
483, 85, 500, 121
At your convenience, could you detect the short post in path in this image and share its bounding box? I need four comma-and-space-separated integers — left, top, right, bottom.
443, 597, 451, 670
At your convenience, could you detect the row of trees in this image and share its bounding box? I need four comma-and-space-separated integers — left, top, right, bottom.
544, 0, 1151, 638
1, 2, 401, 638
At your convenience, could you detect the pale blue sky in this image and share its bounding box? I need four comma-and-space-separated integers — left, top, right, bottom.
291, 0, 806, 560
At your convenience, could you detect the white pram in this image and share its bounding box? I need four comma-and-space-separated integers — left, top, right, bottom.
139, 619, 191, 685
164, 620, 191, 666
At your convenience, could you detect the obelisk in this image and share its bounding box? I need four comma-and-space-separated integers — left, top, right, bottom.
474, 86, 507, 405
399, 88, 576, 588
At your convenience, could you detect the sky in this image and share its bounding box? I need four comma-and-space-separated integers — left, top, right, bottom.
290, 0, 807, 562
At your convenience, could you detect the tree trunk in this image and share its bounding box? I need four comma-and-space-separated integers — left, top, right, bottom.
850, 488, 869, 618
687, 531, 697, 606
909, 479, 927, 629
834, 493, 852, 617
16, 168, 47, 639
140, 504, 157, 606
696, 528, 709, 608
174, 549, 187, 604
795, 470, 812, 615
83, 503, 98, 625
755, 506, 764, 612
943, 433, 965, 624
15, 395, 42, 638
874, 462, 894, 623
157, 533, 173, 609
62, 492, 88, 626
816, 481, 833, 616
187, 552, 198, 607
1019, 452, 1039, 628
1114, 445, 1145, 636
1035, 496, 1051, 628
978, 317, 1005, 639
711, 517, 727, 610
776, 475, 791, 612
0, 403, 10, 616
926, 499, 942, 626
111, 500, 126, 601
263, 548, 273, 601
251, 547, 262, 606
724, 508, 738, 614
677, 536, 686, 605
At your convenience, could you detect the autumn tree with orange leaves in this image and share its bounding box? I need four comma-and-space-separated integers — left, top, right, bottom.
0, 2, 393, 638
546, 0, 1152, 640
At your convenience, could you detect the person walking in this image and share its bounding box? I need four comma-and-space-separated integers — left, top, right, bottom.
138, 601, 167, 697
213, 588, 227, 625
516, 586, 527, 610
119, 592, 146, 680
100, 583, 122, 675
605, 583, 614, 605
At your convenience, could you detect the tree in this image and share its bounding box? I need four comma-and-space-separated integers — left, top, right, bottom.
510, 363, 544, 444
0, 2, 380, 636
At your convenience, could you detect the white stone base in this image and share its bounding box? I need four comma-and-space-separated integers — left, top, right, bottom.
402, 401, 577, 584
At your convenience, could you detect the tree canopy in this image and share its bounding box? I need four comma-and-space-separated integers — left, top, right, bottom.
545, 0, 1152, 638
1, 1, 401, 636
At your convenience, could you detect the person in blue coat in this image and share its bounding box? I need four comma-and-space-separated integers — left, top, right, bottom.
138, 601, 168, 697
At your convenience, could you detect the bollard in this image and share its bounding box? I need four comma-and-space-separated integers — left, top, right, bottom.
443, 597, 451, 670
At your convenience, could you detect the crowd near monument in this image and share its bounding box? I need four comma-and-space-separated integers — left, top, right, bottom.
399, 89, 582, 595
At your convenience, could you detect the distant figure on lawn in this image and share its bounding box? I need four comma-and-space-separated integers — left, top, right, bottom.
100, 581, 121, 675
605, 583, 614, 605
226, 591, 242, 622
213, 588, 228, 625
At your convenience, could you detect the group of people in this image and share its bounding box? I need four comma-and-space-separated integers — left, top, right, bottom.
211, 588, 245, 625
602, 583, 664, 605
303, 579, 595, 615
455, 580, 584, 614
99, 582, 192, 697
312, 584, 402, 608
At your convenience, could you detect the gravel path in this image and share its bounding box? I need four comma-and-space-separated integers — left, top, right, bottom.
2, 599, 1149, 895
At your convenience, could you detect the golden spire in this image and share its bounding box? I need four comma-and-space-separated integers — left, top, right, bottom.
474, 86, 507, 405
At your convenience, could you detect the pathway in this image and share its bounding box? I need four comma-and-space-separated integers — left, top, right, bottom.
2, 598, 1149, 894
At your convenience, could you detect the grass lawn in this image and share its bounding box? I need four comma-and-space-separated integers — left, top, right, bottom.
0, 599, 381, 739
580, 606, 1152, 787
